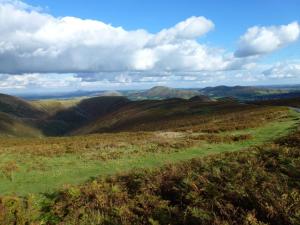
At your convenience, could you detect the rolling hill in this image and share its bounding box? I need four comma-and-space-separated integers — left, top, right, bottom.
0, 94, 131, 137
1, 94, 299, 225
200, 85, 287, 100
42, 96, 130, 135
95, 90, 124, 97
31, 98, 83, 115
70, 97, 270, 135
0, 90, 300, 225
0, 91, 298, 137
0, 91, 215, 137
129, 86, 208, 100
0, 112, 43, 137
0, 94, 48, 137
0, 93, 46, 118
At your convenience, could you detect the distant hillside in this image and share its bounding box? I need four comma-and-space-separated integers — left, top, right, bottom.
1, 91, 299, 138
0, 94, 131, 137
251, 97, 300, 108
0, 112, 43, 137
47, 96, 130, 135
0, 93, 46, 118
251, 91, 300, 100
95, 91, 123, 97
129, 86, 208, 100
200, 85, 286, 100
0, 93, 51, 137
71, 98, 252, 135
31, 98, 83, 115
217, 96, 240, 103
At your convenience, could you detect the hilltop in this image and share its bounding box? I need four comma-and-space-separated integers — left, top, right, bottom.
129, 86, 208, 100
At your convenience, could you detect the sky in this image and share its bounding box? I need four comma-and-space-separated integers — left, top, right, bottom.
1, 0, 300, 94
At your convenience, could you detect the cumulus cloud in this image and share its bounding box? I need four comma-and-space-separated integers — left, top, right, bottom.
263, 61, 300, 78
0, 73, 81, 89
235, 22, 300, 57
0, 1, 235, 75
148, 16, 214, 45
0, 0, 300, 91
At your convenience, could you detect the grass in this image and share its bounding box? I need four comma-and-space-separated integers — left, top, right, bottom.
0, 109, 298, 196
2, 122, 300, 225
30, 98, 83, 115
0, 112, 44, 138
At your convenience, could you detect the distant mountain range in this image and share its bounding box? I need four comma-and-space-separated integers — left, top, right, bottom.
200, 85, 300, 100
16, 85, 300, 101
199, 85, 283, 99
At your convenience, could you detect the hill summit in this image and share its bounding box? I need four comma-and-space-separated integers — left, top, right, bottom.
130, 86, 208, 100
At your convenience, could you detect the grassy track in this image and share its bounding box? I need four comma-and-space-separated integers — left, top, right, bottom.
0, 110, 299, 195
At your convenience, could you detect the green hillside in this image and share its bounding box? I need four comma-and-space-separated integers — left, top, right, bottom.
0, 94, 130, 137
0, 93, 46, 118
71, 98, 271, 135
0, 107, 299, 224
48, 96, 130, 134
129, 86, 208, 100
200, 85, 286, 100
0, 112, 43, 137
0, 91, 299, 224
31, 98, 83, 115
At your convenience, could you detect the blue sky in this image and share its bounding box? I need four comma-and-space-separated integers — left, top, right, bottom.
25, 0, 300, 49
1, 0, 300, 93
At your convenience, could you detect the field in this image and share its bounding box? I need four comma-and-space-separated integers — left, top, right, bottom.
0, 97, 299, 224
0, 105, 296, 195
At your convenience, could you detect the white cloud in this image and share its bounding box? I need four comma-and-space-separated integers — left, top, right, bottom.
0, 73, 81, 89
235, 22, 300, 57
263, 61, 300, 78
0, 0, 300, 91
0, 1, 234, 75
2, 61, 300, 91
148, 16, 214, 45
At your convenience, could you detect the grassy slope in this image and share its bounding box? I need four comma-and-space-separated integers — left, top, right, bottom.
0, 93, 46, 118
42, 135, 300, 225
0, 95, 130, 137
30, 98, 82, 115
0, 110, 298, 195
46, 96, 130, 135
0, 94, 48, 137
129, 86, 204, 100
0, 112, 43, 138
71, 100, 260, 135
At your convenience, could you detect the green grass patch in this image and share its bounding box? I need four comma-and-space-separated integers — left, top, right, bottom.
0, 110, 299, 196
